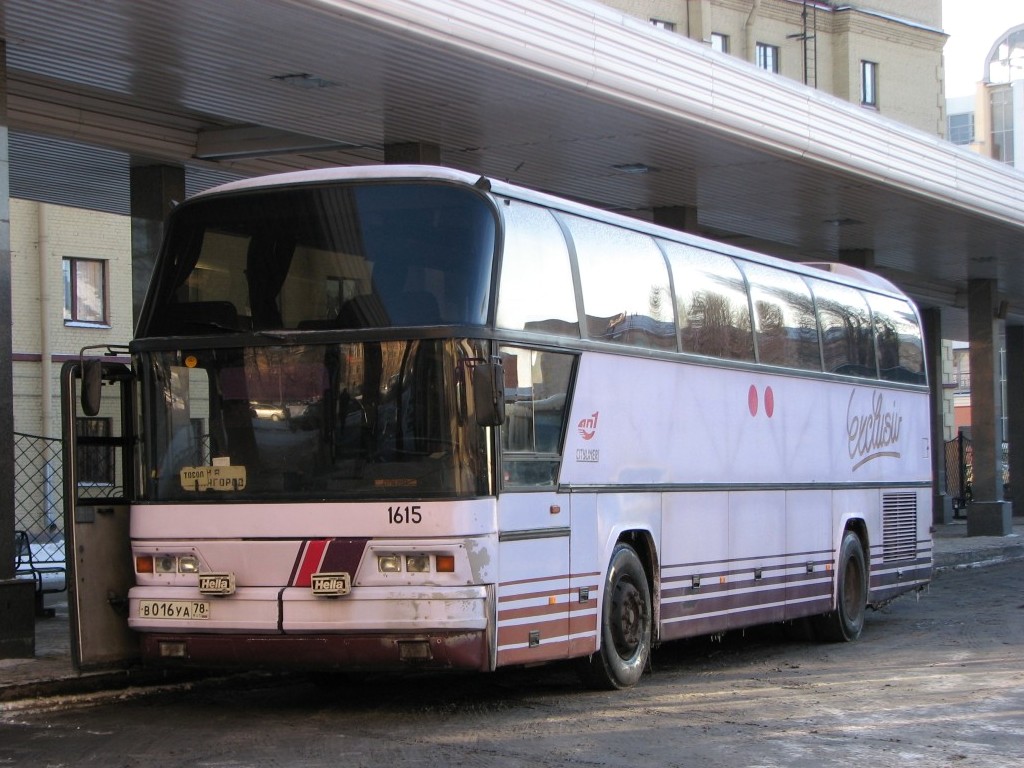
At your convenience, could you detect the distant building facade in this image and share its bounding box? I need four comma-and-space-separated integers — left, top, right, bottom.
602, 0, 947, 136
947, 24, 1024, 168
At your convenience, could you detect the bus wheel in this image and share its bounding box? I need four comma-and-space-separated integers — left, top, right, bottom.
816, 530, 867, 642
579, 543, 652, 690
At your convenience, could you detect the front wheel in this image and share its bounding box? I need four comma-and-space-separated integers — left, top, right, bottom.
579, 543, 652, 690
815, 530, 868, 642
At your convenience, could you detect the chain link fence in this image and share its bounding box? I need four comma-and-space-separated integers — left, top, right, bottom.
13, 432, 65, 553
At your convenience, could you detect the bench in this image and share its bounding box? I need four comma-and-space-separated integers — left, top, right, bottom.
14, 530, 67, 618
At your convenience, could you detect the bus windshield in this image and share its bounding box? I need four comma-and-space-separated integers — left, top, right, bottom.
139, 338, 493, 501
138, 181, 497, 335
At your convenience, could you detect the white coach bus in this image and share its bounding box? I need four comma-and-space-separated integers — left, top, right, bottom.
65, 165, 931, 689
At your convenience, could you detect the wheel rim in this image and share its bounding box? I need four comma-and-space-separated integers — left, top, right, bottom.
610, 577, 645, 659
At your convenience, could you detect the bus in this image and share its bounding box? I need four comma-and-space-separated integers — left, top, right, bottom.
64, 165, 932, 689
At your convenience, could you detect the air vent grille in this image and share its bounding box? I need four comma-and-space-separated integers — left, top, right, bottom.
882, 492, 918, 562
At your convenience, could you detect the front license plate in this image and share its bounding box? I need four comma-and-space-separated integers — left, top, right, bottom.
138, 600, 211, 620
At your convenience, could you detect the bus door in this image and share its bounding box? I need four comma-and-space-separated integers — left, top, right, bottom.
494, 346, 576, 666
60, 358, 139, 671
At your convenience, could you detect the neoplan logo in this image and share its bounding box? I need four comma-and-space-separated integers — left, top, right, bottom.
578, 411, 600, 440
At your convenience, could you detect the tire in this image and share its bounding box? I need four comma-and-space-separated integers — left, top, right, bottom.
579, 543, 652, 690
815, 530, 868, 642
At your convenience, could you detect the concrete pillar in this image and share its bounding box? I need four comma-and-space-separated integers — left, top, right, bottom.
653, 206, 701, 234
922, 308, 953, 524
1006, 325, 1024, 506
0, 39, 36, 659
130, 163, 185, 325
384, 142, 441, 165
966, 279, 1013, 535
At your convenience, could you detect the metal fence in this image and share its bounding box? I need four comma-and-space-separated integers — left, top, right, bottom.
13, 432, 65, 559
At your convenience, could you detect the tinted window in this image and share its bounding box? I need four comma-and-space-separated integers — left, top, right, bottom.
142, 182, 497, 335
663, 242, 754, 361
500, 346, 574, 488
742, 262, 820, 370
869, 295, 926, 384
811, 279, 876, 378
563, 215, 675, 350
496, 201, 580, 337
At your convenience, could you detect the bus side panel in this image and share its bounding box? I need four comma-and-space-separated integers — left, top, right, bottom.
495, 492, 570, 667
784, 489, 834, 619
660, 492, 730, 642
568, 493, 600, 656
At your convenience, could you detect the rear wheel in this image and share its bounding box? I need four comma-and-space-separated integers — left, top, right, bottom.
816, 530, 867, 642
579, 543, 652, 690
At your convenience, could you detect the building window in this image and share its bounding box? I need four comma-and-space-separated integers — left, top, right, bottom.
710, 33, 729, 54
948, 112, 975, 145
755, 43, 779, 73
991, 86, 1015, 165
650, 18, 675, 32
861, 60, 878, 107
63, 257, 107, 324
76, 417, 114, 486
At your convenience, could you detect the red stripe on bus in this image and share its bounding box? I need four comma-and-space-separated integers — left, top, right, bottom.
293, 540, 329, 587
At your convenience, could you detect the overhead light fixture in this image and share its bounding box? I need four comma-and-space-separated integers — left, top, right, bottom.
823, 217, 863, 227
271, 73, 338, 89
613, 163, 653, 174
196, 125, 360, 160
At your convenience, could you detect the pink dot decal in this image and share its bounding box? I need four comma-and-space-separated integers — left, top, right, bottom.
764, 386, 775, 418
748, 385, 758, 417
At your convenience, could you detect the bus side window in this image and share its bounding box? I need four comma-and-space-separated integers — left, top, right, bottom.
811, 279, 877, 378
662, 242, 755, 362
868, 295, 926, 384
741, 262, 821, 371
500, 346, 575, 489
563, 216, 675, 351
495, 201, 580, 337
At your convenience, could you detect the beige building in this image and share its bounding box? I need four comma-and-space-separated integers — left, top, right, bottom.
10, 200, 134, 440
602, 0, 947, 136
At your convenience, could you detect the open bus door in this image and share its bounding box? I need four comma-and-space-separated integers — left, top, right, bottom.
60, 354, 139, 671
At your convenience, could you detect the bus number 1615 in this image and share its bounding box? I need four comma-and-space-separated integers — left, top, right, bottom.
388, 505, 422, 524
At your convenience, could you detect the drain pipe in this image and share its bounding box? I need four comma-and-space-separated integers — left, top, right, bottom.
37, 203, 58, 528
37, 203, 52, 438
745, 0, 763, 62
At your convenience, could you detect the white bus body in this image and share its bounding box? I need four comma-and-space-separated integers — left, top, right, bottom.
103, 166, 930, 688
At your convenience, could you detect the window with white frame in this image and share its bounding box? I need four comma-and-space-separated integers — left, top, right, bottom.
861, 60, 878, 107
710, 33, 729, 54
63, 257, 107, 325
755, 43, 779, 73
948, 112, 975, 145
650, 18, 675, 32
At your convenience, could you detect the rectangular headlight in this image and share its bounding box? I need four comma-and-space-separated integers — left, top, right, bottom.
405, 554, 430, 573
155, 555, 178, 574
378, 554, 402, 573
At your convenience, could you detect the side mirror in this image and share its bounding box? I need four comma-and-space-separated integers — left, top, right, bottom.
473, 360, 506, 427
81, 359, 103, 416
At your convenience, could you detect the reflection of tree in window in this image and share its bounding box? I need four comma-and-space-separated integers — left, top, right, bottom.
814, 282, 875, 377
744, 264, 819, 371
755, 300, 787, 365
667, 244, 754, 362
870, 297, 925, 384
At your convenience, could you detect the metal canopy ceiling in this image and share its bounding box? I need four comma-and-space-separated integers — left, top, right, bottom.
3, 0, 1024, 335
